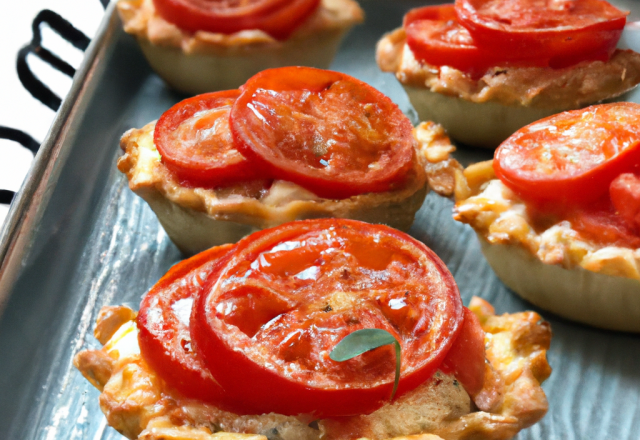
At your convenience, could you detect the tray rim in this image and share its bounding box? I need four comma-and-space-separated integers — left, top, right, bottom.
0, 2, 119, 317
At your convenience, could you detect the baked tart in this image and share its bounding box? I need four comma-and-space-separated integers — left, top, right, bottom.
454, 102, 640, 332
376, 0, 640, 148
75, 219, 552, 440
118, 67, 461, 254
117, 0, 363, 94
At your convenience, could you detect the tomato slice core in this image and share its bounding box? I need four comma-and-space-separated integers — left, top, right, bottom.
494, 103, 640, 207
230, 67, 415, 199
455, 0, 626, 66
152, 0, 320, 40
191, 219, 463, 417
154, 90, 267, 188
137, 244, 236, 405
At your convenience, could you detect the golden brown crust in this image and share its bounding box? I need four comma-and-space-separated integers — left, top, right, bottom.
453, 167, 640, 279
117, 122, 453, 255
74, 299, 551, 440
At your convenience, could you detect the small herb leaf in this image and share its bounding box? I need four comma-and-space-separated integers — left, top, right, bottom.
329, 328, 402, 401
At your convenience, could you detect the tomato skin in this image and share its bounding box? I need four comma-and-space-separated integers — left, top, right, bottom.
137, 244, 238, 406
154, 90, 267, 188
191, 219, 463, 417
230, 67, 415, 199
152, 0, 320, 40
440, 307, 486, 397
455, 0, 626, 66
494, 103, 640, 207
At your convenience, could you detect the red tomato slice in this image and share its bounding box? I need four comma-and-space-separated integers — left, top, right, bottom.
494, 103, 640, 207
137, 244, 237, 406
230, 67, 415, 199
154, 90, 266, 188
404, 5, 548, 77
610, 173, 640, 233
152, 0, 320, 40
441, 307, 485, 397
191, 219, 464, 417
455, 0, 626, 67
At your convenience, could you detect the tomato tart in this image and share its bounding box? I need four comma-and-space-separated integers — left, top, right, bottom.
454, 102, 640, 332
74, 219, 552, 440
118, 67, 462, 255
116, 0, 363, 94
376, 0, 640, 148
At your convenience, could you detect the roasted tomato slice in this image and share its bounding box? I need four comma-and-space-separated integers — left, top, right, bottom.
154, 90, 265, 188
455, 0, 626, 67
494, 103, 640, 207
191, 219, 463, 417
152, 0, 320, 40
137, 244, 236, 405
230, 67, 415, 199
404, 5, 547, 76
441, 307, 485, 397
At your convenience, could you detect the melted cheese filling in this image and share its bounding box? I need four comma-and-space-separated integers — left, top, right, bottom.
455, 179, 640, 280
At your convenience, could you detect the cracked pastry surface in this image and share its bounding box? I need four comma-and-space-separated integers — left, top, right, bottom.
117, 121, 457, 255
74, 297, 551, 440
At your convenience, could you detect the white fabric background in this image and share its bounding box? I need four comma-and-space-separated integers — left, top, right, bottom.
0, 0, 104, 225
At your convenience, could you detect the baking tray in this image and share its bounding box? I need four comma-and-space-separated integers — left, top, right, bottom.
2, 1, 640, 438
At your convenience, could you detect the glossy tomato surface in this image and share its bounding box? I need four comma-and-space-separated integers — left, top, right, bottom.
154, 90, 265, 188
455, 0, 626, 67
230, 67, 415, 199
137, 244, 237, 406
152, 0, 320, 40
404, 5, 547, 76
191, 219, 464, 417
494, 103, 640, 207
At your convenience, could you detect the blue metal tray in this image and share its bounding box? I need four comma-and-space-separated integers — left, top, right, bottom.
1, 1, 640, 438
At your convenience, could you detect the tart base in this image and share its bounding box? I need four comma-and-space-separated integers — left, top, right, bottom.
479, 236, 640, 332
133, 182, 429, 255
138, 28, 348, 94
403, 86, 568, 149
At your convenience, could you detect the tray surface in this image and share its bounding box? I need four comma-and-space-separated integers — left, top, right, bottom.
2, 1, 640, 439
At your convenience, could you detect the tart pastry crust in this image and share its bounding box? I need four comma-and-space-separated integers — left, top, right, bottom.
74, 297, 551, 440
454, 161, 640, 332
117, 0, 364, 94
376, 28, 640, 148
117, 121, 457, 255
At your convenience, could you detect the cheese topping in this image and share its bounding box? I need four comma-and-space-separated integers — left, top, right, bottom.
455, 163, 640, 280
117, 0, 364, 54
376, 28, 640, 109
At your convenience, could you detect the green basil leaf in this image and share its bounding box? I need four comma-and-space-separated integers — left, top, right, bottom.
329, 328, 401, 401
